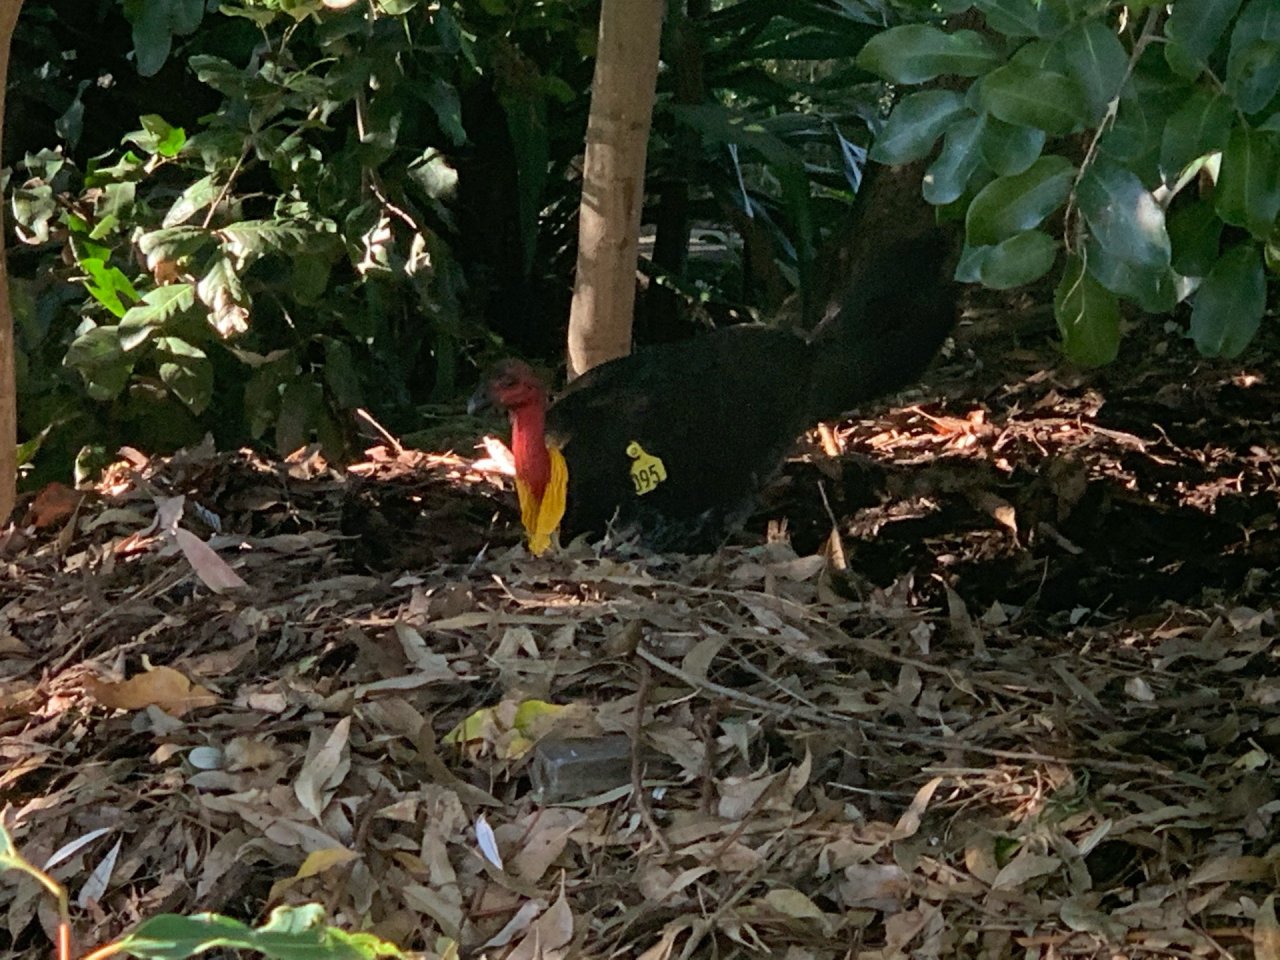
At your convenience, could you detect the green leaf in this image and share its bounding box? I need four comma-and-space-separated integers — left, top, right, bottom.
119, 284, 197, 341
1100, 66, 1184, 182
973, 0, 1065, 37
980, 116, 1045, 177
1055, 253, 1121, 366
139, 226, 213, 271
1226, 0, 1280, 114
115, 904, 402, 960
498, 87, 549, 277
671, 104, 804, 168
1168, 199, 1225, 276
924, 113, 985, 206
1190, 243, 1266, 357
1165, 0, 1243, 66
217, 220, 315, 264
125, 114, 187, 158
1059, 20, 1128, 122
155, 337, 213, 415
855, 25, 1000, 84
423, 78, 466, 146
1076, 159, 1170, 270
1083, 237, 1179, 313
966, 154, 1075, 246
978, 64, 1088, 136
65, 326, 134, 400
978, 230, 1059, 289
1159, 89, 1234, 183
1216, 124, 1280, 238
322, 338, 362, 409
81, 258, 139, 318
163, 175, 219, 228
870, 90, 968, 165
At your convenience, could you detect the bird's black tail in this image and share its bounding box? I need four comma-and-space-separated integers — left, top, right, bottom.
805, 232, 958, 422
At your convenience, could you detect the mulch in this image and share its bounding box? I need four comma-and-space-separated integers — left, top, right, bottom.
1, 308, 1278, 959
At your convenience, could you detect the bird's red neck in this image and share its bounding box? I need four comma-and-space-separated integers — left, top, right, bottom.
509, 401, 551, 500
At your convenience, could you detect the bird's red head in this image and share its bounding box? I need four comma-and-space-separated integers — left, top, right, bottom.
482, 359, 548, 413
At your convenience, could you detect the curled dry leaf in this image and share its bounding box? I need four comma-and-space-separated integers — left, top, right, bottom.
84, 666, 218, 717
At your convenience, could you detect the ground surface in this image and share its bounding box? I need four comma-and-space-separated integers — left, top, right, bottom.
2, 311, 1279, 959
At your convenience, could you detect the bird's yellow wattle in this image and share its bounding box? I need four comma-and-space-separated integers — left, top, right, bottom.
514, 445, 568, 555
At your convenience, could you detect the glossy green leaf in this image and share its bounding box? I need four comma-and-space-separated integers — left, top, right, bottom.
1165, 0, 1244, 65
1059, 20, 1128, 122
978, 230, 1059, 289
1216, 125, 1280, 238
128, 0, 205, 77
924, 113, 985, 206
966, 154, 1075, 246
1168, 199, 1225, 276
1159, 89, 1233, 183
979, 64, 1088, 136
1077, 159, 1170, 270
856, 25, 1000, 84
1227, 0, 1280, 113
1100, 68, 1184, 182
980, 116, 1045, 177
1190, 243, 1266, 357
1084, 237, 1179, 314
974, 0, 1065, 37
1055, 253, 1121, 366
870, 91, 968, 165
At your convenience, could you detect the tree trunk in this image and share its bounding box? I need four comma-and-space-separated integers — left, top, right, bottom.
566, 0, 664, 379
0, 0, 24, 528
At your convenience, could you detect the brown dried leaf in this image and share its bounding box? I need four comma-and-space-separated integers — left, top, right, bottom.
84, 666, 218, 717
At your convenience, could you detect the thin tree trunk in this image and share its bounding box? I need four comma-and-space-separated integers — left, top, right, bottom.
0, 0, 24, 527
566, 0, 664, 378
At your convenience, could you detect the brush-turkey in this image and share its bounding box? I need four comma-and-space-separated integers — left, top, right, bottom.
470, 233, 957, 553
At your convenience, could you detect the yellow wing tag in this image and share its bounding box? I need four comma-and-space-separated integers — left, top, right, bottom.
514, 446, 568, 556
626, 441, 667, 496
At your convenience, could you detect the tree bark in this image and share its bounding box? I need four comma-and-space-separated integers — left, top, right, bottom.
0, 0, 24, 527
566, 0, 664, 379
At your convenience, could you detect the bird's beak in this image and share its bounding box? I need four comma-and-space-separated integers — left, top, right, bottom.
467, 384, 492, 417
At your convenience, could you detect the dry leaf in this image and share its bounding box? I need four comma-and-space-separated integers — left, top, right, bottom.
84, 666, 218, 717
172, 527, 248, 592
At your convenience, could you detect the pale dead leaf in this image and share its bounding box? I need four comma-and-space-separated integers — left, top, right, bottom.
890, 775, 943, 840
992, 851, 1061, 890
77, 835, 122, 907
1254, 894, 1280, 960
172, 527, 248, 593
84, 666, 218, 717
511, 810, 585, 883
507, 886, 573, 960
482, 900, 546, 949
294, 716, 352, 819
